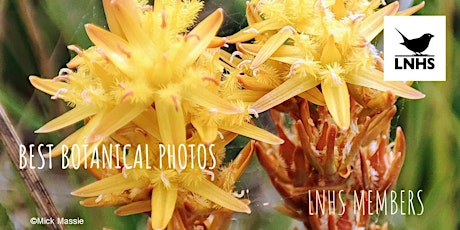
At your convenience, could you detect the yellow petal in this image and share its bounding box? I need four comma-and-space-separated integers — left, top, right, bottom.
132, 107, 161, 140
221, 122, 284, 145
45, 128, 83, 158
358, 1, 399, 43
71, 174, 149, 197
180, 88, 242, 114
29, 76, 69, 98
86, 102, 147, 143
238, 75, 273, 91
321, 78, 350, 129
115, 200, 151, 216
76, 111, 104, 144
65, 113, 106, 166
298, 88, 325, 106
226, 18, 284, 43
84, 24, 131, 72
226, 90, 267, 103
191, 117, 218, 145
396, 1, 425, 16
155, 93, 186, 146
69, 141, 101, 168
102, 0, 125, 38
151, 183, 178, 230
238, 44, 304, 64
182, 9, 223, 67
182, 178, 250, 214
110, 0, 149, 47
251, 26, 296, 69
218, 141, 255, 187
246, 2, 262, 26
332, 0, 348, 19
251, 76, 320, 113
35, 105, 98, 133
347, 69, 425, 99
208, 37, 227, 48
320, 34, 341, 65
211, 131, 238, 151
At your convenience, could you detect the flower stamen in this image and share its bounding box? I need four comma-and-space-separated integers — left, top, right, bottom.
171, 95, 180, 112
230, 51, 243, 63
58, 68, 73, 76
217, 131, 224, 140
96, 48, 110, 62
331, 72, 343, 85
67, 45, 84, 56
349, 13, 365, 24
161, 10, 167, 29
287, 60, 305, 78
184, 34, 201, 42
53, 75, 71, 82
121, 90, 134, 102
117, 43, 131, 58
202, 76, 219, 86
279, 26, 297, 34
51, 88, 68, 100
81, 90, 92, 103
232, 190, 245, 198
237, 60, 251, 69
252, 68, 259, 77
135, 128, 147, 136
137, 5, 153, 11
160, 172, 171, 187
95, 194, 103, 203
244, 28, 259, 35
118, 82, 127, 89
248, 108, 259, 118
202, 169, 215, 181
122, 166, 129, 178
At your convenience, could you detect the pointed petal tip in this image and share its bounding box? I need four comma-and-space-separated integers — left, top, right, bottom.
416, 92, 426, 99
400, 88, 425, 99
29, 75, 37, 81
34, 128, 44, 133
34, 127, 56, 134
273, 138, 285, 145
84, 23, 94, 32
70, 191, 79, 196
29, 75, 40, 85
207, 8, 224, 25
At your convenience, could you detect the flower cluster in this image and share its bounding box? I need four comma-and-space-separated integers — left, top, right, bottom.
223, 0, 425, 129
256, 99, 405, 229
226, 0, 425, 229
30, 0, 426, 229
30, 0, 281, 229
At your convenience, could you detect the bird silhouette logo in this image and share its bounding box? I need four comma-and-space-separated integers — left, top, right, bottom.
395, 28, 434, 56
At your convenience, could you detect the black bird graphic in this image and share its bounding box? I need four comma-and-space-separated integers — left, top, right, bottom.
395, 28, 434, 55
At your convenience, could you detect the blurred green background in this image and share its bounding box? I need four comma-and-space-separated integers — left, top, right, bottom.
0, 0, 458, 229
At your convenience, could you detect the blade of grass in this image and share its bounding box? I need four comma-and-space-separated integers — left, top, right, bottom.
0, 102, 65, 230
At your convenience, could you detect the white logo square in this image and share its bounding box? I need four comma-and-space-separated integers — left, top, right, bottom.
384, 16, 446, 81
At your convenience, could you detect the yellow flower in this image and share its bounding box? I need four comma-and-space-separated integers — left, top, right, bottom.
226, 0, 426, 129
29, 1, 285, 228
30, 0, 282, 163
72, 130, 254, 229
